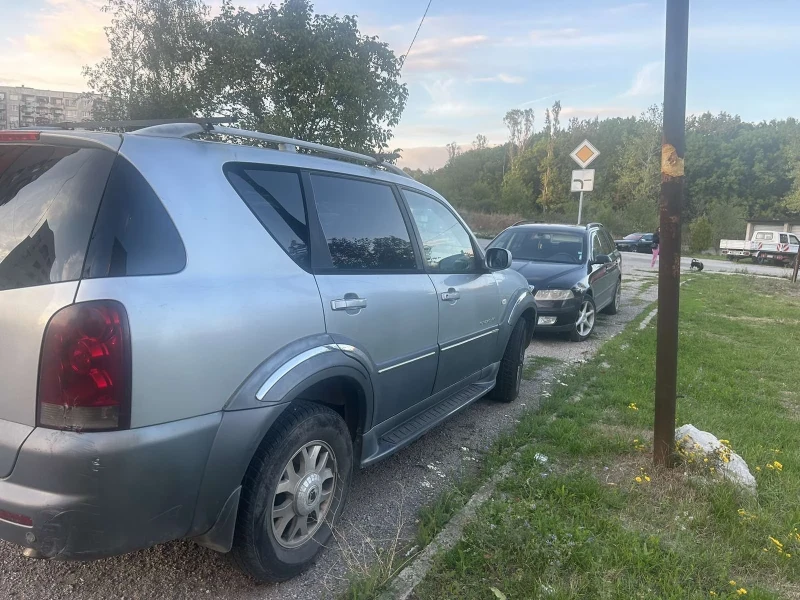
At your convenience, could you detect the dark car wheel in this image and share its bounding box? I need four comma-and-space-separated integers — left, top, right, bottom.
570, 295, 596, 342
602, 280, 621, 315
231, 401, 353, 582
492, 318, 528, 403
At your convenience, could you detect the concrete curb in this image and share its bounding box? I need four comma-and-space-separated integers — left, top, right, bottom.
377, 450, 527, 600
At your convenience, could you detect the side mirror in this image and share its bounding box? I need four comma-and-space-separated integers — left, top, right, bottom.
593, 254, 611, 265
485, 247, 512, 271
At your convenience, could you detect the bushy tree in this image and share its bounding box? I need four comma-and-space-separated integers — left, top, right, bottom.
689, 216, 714, 253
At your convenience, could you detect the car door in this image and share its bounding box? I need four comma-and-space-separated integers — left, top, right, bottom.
401, 188, 501, 393
308, 173, 439, 425
599, 228, 621, 304
589, 231, 613, 308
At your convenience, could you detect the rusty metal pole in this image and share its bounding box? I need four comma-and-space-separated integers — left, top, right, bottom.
792, 249, 800, 283
653, 0, 690, 468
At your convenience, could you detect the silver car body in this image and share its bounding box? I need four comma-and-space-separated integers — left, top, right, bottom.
0, 126, 535, 560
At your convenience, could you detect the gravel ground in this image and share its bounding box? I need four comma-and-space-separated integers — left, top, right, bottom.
0, 265, 659, 600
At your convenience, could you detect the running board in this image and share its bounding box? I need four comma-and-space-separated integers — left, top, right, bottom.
367, 383, 493, 464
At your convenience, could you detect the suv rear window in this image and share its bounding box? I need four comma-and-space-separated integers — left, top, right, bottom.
0, 144, 115, 292
83, 156, 186, 278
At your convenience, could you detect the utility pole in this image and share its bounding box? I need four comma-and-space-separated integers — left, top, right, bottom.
653, 0, 690, 467
792, 249, 800, 283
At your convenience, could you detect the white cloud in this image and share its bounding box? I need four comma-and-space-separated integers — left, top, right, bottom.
623, 61, 663, 97
471, 73, 525, 84
421, 79, 493, 118
0, 0, 109, 91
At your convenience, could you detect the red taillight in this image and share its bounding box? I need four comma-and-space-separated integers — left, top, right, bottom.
38, 301, 131, 432
0, 509, 33, 527
0, 131, 40, 142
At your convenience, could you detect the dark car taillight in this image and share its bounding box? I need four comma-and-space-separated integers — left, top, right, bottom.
37, 301, 131, 432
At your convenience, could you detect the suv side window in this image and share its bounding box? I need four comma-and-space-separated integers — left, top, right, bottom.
311, 174, 416, 271
84, 156, 186, 278
0, 144, 115, 292
225, 164, 309, 270
791, 234, 800, 245
780, 233, 789, 244
403, 189, 477, 273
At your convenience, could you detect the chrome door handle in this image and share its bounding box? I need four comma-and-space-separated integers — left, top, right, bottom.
440, 290, 460, 301
331, 298, 367, 311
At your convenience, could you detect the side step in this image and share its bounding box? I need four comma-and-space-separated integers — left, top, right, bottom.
378, 383, 492, 455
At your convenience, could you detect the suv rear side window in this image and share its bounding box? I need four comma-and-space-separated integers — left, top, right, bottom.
0, 144, 115, 292
225, 164, 310, 270
311, 174, 416, 271
83, 156, 186, 278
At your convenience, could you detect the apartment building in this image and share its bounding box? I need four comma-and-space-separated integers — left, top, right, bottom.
0, 85, 98, 128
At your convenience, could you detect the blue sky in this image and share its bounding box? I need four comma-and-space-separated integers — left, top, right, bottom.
2, 1, 800, 168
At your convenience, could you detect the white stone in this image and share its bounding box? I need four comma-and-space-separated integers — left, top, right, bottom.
675, 424, 756, 494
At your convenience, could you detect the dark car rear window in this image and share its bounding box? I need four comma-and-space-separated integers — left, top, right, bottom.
83, 156, 186, 278
492, 228, 586, 264
0, 144, 115, 292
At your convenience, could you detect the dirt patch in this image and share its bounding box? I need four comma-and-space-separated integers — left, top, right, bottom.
779, 391, 800, 421
709, 313, 800, 325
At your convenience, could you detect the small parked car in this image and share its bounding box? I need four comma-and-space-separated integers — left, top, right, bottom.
0, 122, 537, 581
615, 232, 655, 253
488, 223, 622, 341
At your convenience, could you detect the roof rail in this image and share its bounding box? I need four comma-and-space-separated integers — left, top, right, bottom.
585, 222, 603, 229
511, 220, 543, 226
52, 117, 231, 130
129, 122, 411, 179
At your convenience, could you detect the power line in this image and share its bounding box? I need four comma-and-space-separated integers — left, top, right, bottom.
400, 0, 433, 69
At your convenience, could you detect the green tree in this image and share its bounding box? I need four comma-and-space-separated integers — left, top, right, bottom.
203, 0, 407, 152
83, 0, 208, 120
689, 216, 714, 253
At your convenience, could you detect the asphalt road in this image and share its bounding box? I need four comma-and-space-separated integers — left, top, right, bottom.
0, 265, 662, 600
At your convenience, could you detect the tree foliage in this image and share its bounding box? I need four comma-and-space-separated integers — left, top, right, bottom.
84, 0, 407, 152
84, 0, 208, 120
411, 106, 800, 238
689, 216, 714, 253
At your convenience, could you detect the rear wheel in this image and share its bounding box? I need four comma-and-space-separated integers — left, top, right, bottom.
492, 318, 528, 403
602, 280, 621, 315
570, 296, 596, 342
231, 401, 353, 582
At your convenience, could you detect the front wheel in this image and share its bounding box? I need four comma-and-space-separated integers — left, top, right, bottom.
231, 401, 353, 582
570, 296, 596, 342
492, 318, 528, 403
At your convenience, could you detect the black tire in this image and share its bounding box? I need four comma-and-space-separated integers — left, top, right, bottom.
231, 401, 353, 582
570, 295, 597, 342
492, 318, 528, 403
602, 279, 621, 315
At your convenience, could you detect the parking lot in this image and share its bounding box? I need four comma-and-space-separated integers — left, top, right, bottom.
0, 262, 661, 600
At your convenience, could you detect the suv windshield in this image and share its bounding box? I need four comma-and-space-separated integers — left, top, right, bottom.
492, 229, 586, 264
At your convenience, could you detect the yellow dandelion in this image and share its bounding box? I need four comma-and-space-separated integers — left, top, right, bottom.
644, 475, 651, 482
774, 461, 783, 471
628, 403, 639, 411
633, 439, 639, 443
769, 536, 783, 549
729, 581, 736, 586
635, 476, 642, 483
755, 466, 761, 472
736, 588, 747, 596
704, 458, 709, 463
709, 592, 717, 597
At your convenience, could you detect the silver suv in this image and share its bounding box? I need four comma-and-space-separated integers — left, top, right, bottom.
0, 123, 536, 581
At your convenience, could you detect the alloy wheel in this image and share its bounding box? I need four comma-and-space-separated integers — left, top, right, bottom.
271, 441, 337, 549
576, 300, 596, 337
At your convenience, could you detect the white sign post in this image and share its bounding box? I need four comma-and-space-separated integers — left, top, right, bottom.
570, 140, 600, 224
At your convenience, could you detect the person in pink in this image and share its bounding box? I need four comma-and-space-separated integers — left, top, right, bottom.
650, 227, 661, 268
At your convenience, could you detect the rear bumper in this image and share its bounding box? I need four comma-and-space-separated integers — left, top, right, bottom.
0, 413, 221, 560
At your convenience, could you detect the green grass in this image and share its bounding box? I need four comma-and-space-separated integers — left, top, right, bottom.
414, 274, 800, 600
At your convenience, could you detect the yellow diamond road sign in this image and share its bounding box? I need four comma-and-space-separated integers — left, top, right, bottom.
570, 139, 600, 169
